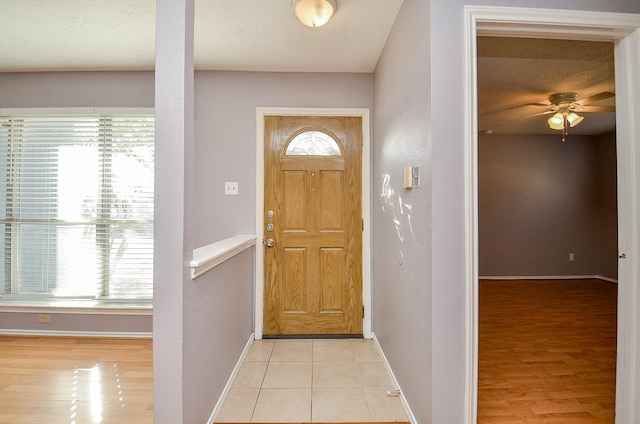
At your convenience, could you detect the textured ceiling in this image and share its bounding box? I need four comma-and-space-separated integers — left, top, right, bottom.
1, 2, 616, 136
0, 0, 403, 73
478, 37, 616, 136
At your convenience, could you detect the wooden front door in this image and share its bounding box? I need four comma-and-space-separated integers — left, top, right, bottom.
263, 116, 362, 336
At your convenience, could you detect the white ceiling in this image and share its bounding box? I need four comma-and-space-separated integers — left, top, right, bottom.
1, 2, 616, 136
0, 0, 403, 73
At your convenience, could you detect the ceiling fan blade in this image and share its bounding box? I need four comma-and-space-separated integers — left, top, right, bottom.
479, 102, 550, 118
525, 110, 554, 118
579, 92, 614, 105
523, 102, 551, 107
581, 105, 616, 113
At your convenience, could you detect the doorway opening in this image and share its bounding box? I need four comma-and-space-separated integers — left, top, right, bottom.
476, 36, 618, 421
464, 7, 640, 424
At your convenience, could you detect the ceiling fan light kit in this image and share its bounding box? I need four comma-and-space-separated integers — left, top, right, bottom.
542, 91, 612, 142
547, 110, 584, 142
292, 0, 336, 28
566, 112, 584, 127
481, 91, 615, 141
548, 112, 565, 130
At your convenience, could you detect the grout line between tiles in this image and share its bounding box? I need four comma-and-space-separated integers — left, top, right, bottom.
248, 388, 259, 424
227, 338, 408, 423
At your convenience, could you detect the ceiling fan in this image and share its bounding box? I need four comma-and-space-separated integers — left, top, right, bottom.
528, 91, 616, 141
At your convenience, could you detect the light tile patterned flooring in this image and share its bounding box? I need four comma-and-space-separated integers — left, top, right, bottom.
216, 338, 409, 423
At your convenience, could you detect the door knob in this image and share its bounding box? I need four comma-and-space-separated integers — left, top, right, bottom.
266, 238, 275, 247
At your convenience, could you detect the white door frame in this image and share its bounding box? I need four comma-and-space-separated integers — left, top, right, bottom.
254, 107, 372, 340
464, 6, 640, 424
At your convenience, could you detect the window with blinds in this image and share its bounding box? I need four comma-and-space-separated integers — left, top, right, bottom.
0, 113, 154, 301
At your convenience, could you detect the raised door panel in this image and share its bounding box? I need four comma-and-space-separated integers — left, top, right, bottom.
282, 248, 307, 313
282, 171, 307, 231
319, 171, 343, 231
319, 247, 344, 312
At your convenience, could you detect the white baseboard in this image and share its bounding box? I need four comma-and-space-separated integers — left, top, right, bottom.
371, 333, 418, 424
0, 329, 152, 338
595, 275, 618, 283
207, 333, 255, 424
479, 275, 618, 283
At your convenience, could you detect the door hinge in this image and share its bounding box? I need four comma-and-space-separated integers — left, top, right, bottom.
362, 304, 365, 318
362, 219, 364, 232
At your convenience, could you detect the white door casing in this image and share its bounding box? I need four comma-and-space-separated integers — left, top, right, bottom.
464, 6, 640, 424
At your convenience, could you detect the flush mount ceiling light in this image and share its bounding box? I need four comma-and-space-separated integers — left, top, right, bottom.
292, 0, 337, 28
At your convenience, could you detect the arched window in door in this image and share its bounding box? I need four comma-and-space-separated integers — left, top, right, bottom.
285, 130, 343, 156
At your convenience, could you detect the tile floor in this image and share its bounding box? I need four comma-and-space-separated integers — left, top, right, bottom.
216, 338, 409, 423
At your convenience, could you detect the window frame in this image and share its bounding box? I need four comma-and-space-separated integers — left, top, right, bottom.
0, 107, 155, 305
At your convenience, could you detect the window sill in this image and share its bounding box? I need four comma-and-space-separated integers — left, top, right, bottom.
0, 299, 152, 315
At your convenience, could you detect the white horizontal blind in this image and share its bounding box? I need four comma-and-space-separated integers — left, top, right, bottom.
0, 114, 154, 300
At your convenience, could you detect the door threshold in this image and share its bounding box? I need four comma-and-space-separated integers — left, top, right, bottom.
218, 422, 410, 424
262, 334, 364, 339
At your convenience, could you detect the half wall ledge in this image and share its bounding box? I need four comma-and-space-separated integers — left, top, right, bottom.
190, 235, 257, 279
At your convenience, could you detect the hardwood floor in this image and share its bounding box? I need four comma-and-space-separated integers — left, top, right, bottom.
478, 279, 617, 423
0, 336, 153, 424
0, 281, 617, 424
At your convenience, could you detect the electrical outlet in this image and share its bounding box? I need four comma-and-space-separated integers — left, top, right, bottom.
225, 182, 238, 195
569, 253, 575, 262
38, 314, 52, 324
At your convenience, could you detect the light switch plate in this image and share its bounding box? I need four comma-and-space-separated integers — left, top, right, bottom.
225, 182, 238, 195
403, 166, 420, 189
412, 165, 420, 187
403, 166, 413, 189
